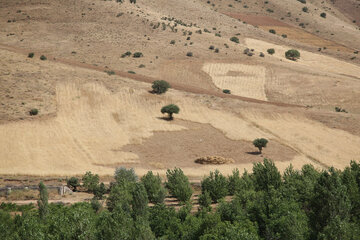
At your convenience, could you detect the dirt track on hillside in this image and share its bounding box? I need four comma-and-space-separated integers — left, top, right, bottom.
0, 43, 303, 109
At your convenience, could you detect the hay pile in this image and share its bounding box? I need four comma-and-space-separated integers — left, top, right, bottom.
195, 156, 235, 165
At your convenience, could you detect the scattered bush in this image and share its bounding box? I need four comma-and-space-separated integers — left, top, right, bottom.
209, 45, 215, 50
121, 51, 132, 58
29, 108, 38, 116
128, 70, 136, 74
40, 55, 47, 61
335, 107, 347, 113
133, 52, 143, 58
28, 52, 34, 58
253, 138, 268, 153
166, 168, 192, 203
285, 49, 300, 61
267, 48, 275, 55
170, 40, 175, 44
269, 29, 276, 34
93, 182, 107, 200
151, 80, 171, 94
198, 191, 212, 211
67, 177, 80, 191
186, 52, 193, 57
223, 89, 231, 94
214, 48, 219, 53
320, 12, 326, 18
297, 0, 306, 3
302, 7, 308, 13
282, 34, 287, 38
259, 52, 265, 57
267, 8, 274, 13
138, 64, 145, 68
230, 36, 239, 43
105, 70, 115, 75
201, 170, 228, 203
141, 171, 166, 204
161, 104, 180, 120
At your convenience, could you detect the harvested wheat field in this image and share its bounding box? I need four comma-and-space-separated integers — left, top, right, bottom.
1, 0, 360, 181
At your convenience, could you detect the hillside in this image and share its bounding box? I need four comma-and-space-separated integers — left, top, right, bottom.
0, 0, 360, 178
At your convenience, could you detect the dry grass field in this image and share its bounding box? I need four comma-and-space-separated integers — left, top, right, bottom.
0, 0, 360, 182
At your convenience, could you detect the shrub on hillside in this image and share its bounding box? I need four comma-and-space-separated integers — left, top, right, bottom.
223, 89, 231, 94
230, 36, 239, 43
28, 52, 34, 58
141, 171, 166, 204
320, 12, 326, 18
152, 80, 171, 94
29, 108, 38, 116
267, 48, 275, 55
282, 34, 287, 38
209, 45, 215, 50
269, 29, 276, 34
302, 7, 308, 13
40, 55, 47, 61
285, 49, 300, 61
198, 191, 212, 211
170, 40, 175, 44
201, 170, 228, 203
165, 168, 192, 203
186, 52, 193, 57
133, 52, 143, 58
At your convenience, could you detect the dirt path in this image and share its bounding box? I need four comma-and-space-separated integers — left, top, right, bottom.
0, 43, 304, 108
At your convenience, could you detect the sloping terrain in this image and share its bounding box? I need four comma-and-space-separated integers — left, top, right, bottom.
0, 0, 360, 178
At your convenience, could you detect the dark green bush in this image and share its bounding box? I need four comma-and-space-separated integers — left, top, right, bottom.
133, 52, 143, 58
230, 36, 239, 43
320, 12, 326, 18
223, 89, 231, 94
67, 177, 80, 191
40, 55, 47, 61
302, 7, 308, 13
152, 80, 171, 94
29, 108, 38, 116
267, 48, 275, 55
186, 52, 193, 57
285, 49, 300, 61
269, 29, 276, 34
82, 171, 100, 193
170, 40, 175, 44
28, 52, 34, 58
253, 138, 268, 153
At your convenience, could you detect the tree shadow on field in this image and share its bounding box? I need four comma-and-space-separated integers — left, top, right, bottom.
246, 151, 261, 155
156, 116, 173, 121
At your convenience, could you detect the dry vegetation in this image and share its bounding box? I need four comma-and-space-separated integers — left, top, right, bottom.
0, 0, 360, 181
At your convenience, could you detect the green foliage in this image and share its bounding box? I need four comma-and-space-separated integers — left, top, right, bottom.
222, 89, 231, 94
170, 40, 175, 44
269, 29, 276, 34
29, 108, 38, 116
151, 80, 171, 94
267, 48, 275, 55
230, 36, 239, 43
121, 51, 131, 58
252, 159, 281, 192
131, 182, 148, 217
320, 12, 326, 18
114, 167, 138, 184
302, 6, 308, 12
281, 34, 287, 38
82, 171, 100, 193
37, 182, 48, 220
186, 52, 193, 57
252, 138, 268, 153
201, 170, 228, 203
166, 168, 193, 203
198, 191, 212, 211
66, 177, 80, 191
28, 52, 34, 58
40, 55, 47, 60
161, 104, 180, 120
141, 171, 166, 204
93, 182, 107, 200
285, 49, 301, 61
335, 106, 347, 113
133, 52, 143, 58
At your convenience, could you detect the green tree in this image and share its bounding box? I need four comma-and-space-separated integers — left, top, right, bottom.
252, 138, 268, 153
230, 37, 239, 43
93, 182, 107, 200
267, 48, 275, 55
285, 49, 300, 61
201, 170, 228, 203
198, 191, 212, 211
161, 104, 180, 120
166, 168, 193, 203
141, 171, 166, 204
38, 181, 48, 220
131, 182, 148, 217
252, 159, 281, 192
151, 80, 171, 94
82, 171, 100, 193
114, 167, 138, 184
67, 177, 80, 191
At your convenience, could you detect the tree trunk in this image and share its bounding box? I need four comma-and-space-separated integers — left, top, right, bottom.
169, 113, 173, 120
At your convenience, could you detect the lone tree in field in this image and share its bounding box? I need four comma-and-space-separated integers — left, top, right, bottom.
253, 138, 268, 153
152, 80, 171, 94
285, 49, 300, 61
161, 104, 179, 120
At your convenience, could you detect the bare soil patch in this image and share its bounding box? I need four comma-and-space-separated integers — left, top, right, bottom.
121, 120, 297, 171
